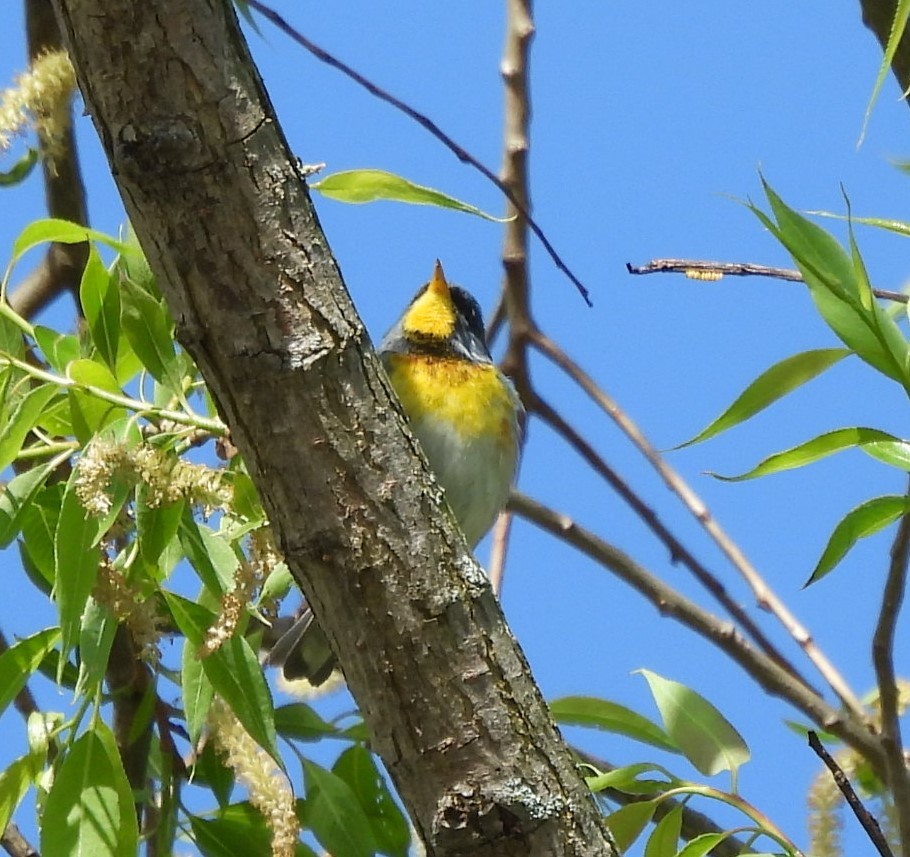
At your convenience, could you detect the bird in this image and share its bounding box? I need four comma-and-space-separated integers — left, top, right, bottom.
265, 260, 524, 685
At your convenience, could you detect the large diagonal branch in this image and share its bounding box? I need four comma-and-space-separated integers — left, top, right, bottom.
51, 1, 616, 854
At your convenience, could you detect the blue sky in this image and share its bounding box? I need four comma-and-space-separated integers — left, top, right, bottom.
3, 2, 910, 854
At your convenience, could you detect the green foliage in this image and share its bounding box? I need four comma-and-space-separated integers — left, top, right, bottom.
0, 220, 414, 856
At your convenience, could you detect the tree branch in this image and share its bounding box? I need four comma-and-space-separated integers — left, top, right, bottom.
52, 1, 617, 853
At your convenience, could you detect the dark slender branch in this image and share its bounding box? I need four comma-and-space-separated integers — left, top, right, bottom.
807, 731, 894, 857
872, 492, 910, 855
509, 490, 886, 769
626, 258, 909, 304
243, 0, 591, 306
527, 390, 820, 698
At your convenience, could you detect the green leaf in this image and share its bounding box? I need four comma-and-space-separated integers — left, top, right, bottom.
190, 803, 316, 857
67, 358, 127, 443
120, 274, 180, 390
182, 637, 214, 748
550, 696, 677, 752
302, 760, 376, 857
0, 148, 38, 187
807, 495, 910, 586
312, 169, 509, 222
0, 459, 59, 548
165, 593, 280, 763
34, 326, 81, 374
20, 483, 63, 589
677, 832, 731, 857
584, 762, 677, 795
0, 383, 59, 472
333, 746, 411, 857
179, 514, 239, 595
638, 670, 750, 778
75, 599, 117, 698
710, 427, 901, 481
863, 440, 910, 471
860, 0, 910, 145
644, 804, 682, 857
190, 740, 235, 808
605, 800, 657, 853
136, 485, 184, 568
54, 467, 102, 666
80, 244, 121, 369
0, 627, 60, 716
11, 218, 128, 266
41, 725, 138, 857
678, 349, 850, 448
274, 703, 339, 742
0, 754, 39, 836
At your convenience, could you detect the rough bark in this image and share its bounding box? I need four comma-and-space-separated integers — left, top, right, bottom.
50, 1, 617, 854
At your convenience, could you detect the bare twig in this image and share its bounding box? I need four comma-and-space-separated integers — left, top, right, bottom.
509, 491, 885, 769
807, 731, 895, 857
243, 0, 591, 306
527, 327, 869, 723
527, 390, 819, 697
626, 258, 909, 304
872, 493, 910, 855
0, 823, 40, 857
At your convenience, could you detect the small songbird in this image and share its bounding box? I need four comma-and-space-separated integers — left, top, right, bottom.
267, 261, 524, 684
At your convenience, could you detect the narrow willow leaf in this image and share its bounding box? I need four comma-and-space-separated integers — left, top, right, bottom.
136, 485, 184, 567
0, 384, 59, 472
807, 495, 910, 586
41, 726, 138, 857
182, 638, 214, 748
0, 627, 60, 716
711, 427, 901, 481
677, 833, 731, 857
0, 754, 38, 836
0, 148, 38, 186
54, 469, 102, 666
808, 210, 910, 238
605, 800, 657, 853
584, 762, 677, 795
190, 803, 317, 857
860, 0, 910, 145
863, 440, 910, 471
80, 244, 121, 369
179, 513, 239, 595
302, 760, 376, 857
678, 348, 850, 448
334, 746, 411, 857
120, 275, 180, 390
312, 169, 509, 222
164, 593, 280, 763
637, 670, 750, 778
67, 358, 127, 443
76, 599, 116, 698
274, 703, 339, 742
0, 459, 59, 548
550, 696, 677, 752
11, 218, 129, 265
644, 804, 682, 857
33, 326, 80, 374
93, 722, 141, 855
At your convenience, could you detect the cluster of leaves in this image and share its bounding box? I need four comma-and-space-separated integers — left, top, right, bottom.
552, 670, 801, 857
0, 219, 411, 857
679, 180, 910, 585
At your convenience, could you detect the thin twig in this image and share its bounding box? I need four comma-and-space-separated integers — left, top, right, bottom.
626, 258, 909, 304
527, 327, 869, 723
872, 491, 910, 856
243, 0, 591, 306
0, 823, 40, 857
807, 731, 895, 857
527, 390, 820, 697
509, 491, 884, 767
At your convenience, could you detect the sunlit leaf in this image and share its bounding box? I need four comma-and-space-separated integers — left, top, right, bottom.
0, 459, 60, 548
80, 244, 121, 369
584, 762, 678, 795
0, 384, 59, 472
644, 804, 682, 857
637, 670, 750, 778
860, 0, 910, 145
605, 800, 657, 852
34, 326, 81, 374
550, 696, 677, 752
120, 274, 180, 390
11, 218, 128, 266
677, 832, 731, 857
136, 484, 184, 567
710, 427, 901, 481
0, 627, 60, 716
67, 358, 127, 443
807, 495, 910, 586
678, 348, 850, 448
0, 754, 39, 836
75, 599, 116, 698
182, 637, 214, 748
0, 148, 38, 187
863, 440, 910, 471
312, 169, 508, 222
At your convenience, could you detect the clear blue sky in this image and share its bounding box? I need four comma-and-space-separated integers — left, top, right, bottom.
2, 2, 909, 854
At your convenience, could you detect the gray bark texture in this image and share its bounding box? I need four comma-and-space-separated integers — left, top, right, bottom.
50, 0, 618, 854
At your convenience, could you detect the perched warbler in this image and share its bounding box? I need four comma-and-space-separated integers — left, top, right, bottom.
267, 261, 524, 684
